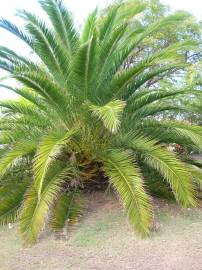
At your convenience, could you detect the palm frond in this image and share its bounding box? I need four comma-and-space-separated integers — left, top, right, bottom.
0, 179, 29, 225
102, 149, 152, 235
138, 119, 202, 150
89, 100, 126, 133
123, 134, 196, 207
39, 0, 79, 54
69, 32, 98, 99
126, 88, 197, 112
50, 191, 84, 230
34, 128, 77, 197
0, 84, 47, 110
81, 8, 98, 43
99, 4, 120, 43
0, 19, 32, 46
0, 140, 37, 177
19, 165, 72, 244
17, 10, 69, 81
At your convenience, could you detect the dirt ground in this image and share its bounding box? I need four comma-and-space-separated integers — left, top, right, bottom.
1, 192, 202, 270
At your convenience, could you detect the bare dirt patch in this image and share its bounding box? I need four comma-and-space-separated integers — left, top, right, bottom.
1, 192, 202, 270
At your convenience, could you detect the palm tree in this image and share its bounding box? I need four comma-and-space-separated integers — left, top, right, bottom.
0, 0, 202, 244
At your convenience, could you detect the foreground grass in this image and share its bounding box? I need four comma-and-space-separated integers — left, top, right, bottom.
1, 194, 202, 270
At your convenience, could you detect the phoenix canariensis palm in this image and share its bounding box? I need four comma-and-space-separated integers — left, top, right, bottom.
0, 0, 202, 244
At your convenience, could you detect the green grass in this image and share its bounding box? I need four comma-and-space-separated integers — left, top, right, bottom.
158, 211, 170, 223
70, 210, 124, 247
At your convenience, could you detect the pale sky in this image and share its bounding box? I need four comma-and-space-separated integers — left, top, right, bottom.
0, 0, 202, 100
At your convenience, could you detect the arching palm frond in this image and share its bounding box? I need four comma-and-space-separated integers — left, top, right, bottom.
0, 179, 29, 225
39, 0, 79, 54
34, 127, 78, 197
0, 140, 37, 177
102, 149, 152, 235
19, 164, 74, 244
121, 134, 196, 207
50, 191, 84, 230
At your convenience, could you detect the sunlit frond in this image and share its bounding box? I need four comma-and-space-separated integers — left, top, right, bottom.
121, 134, 196, 207
19, 165, 73, 244
89, 100, 126, 133
102, 149, 152, 235
34, 127, 77, 197
0, 140, 37, 177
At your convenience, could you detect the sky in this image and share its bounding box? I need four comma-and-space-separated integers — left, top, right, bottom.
0, 0, 202, 100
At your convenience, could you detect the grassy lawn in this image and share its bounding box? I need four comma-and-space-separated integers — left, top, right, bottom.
1, 193, 202, 270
